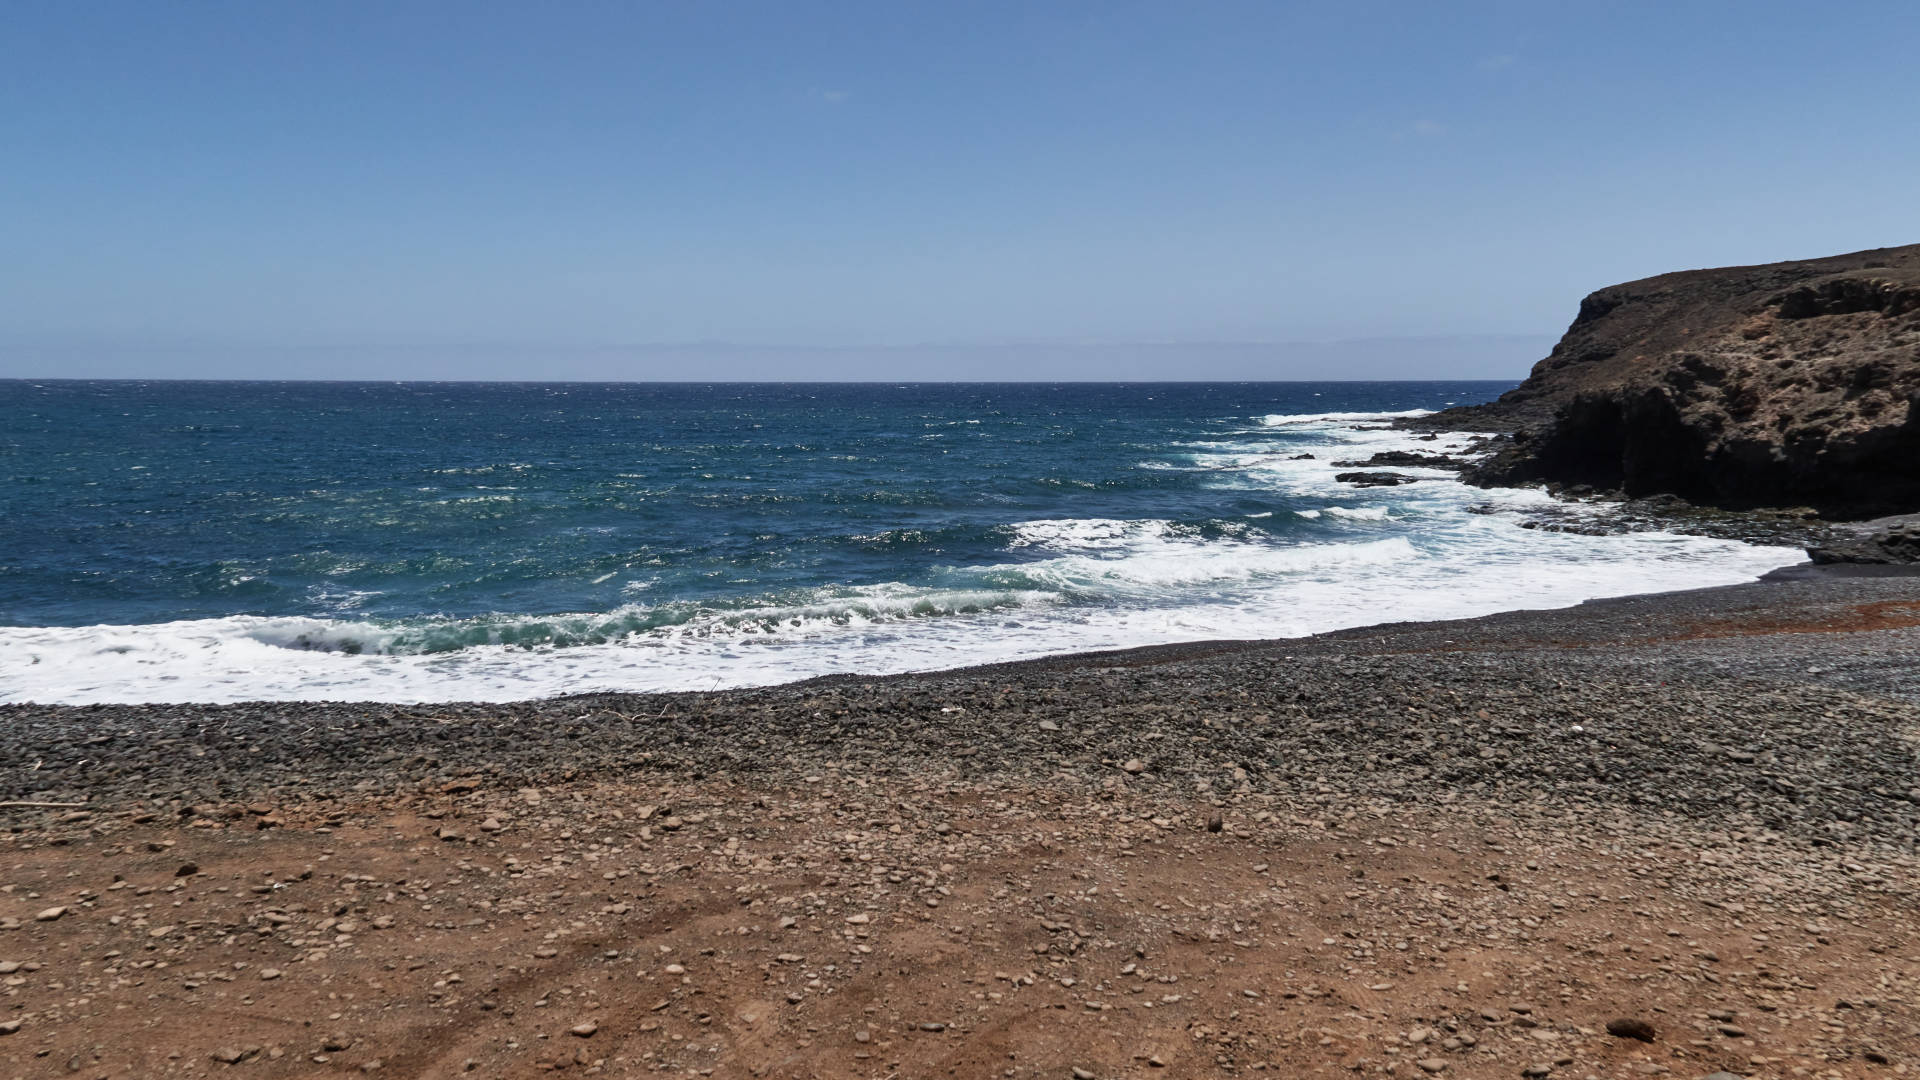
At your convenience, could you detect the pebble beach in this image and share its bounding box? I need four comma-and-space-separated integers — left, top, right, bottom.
0, 570, 1915, 1078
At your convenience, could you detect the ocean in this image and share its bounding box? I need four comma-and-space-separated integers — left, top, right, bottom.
0, 380, 1800, 704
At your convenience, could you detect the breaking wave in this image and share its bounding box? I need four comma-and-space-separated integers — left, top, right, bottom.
0, 403, 1803, 704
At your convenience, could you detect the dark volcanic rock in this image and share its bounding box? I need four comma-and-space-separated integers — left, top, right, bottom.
1330, 451, 1462, 470
1334, 471, 1420, 487
1808, 513, 1920, 564
1605, 1017, 1657, 1042
1413, 243, 1920, 518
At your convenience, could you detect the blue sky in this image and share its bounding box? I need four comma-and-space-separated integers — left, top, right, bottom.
2, 1, 1916, 379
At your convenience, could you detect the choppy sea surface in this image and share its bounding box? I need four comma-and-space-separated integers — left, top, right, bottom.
0, 380, 1800, 704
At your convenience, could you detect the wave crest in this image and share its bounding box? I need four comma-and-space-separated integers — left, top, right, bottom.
243, 586, 1054, 655
1257, 409, 1432, 426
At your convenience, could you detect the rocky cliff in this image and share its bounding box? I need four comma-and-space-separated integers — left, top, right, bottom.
1421, 244, 1920, 519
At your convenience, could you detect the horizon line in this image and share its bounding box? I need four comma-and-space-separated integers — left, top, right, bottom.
0, 333, 1554, 354
2, 376, 1522, 386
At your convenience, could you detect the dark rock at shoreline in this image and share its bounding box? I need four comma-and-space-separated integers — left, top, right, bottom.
1809, 513, 1920, 564
1330, 451, 1463, 470
1334, 471, 1420, 487
1410, 243, 1920, 519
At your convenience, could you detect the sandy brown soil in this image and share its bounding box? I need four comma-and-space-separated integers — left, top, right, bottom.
1, 775, 1913, 1080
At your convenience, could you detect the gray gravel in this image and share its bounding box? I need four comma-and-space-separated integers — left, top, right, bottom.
4, 569, 1919, 854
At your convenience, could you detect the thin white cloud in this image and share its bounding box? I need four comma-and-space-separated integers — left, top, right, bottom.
1478, 53, 1516, 71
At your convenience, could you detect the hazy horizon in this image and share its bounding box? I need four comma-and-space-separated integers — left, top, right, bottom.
0, 334, 1553, 382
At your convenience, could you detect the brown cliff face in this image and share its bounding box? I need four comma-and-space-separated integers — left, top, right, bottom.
1424, 244, 1920, 518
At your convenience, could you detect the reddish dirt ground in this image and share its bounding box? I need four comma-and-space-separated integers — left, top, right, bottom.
0, 778, 1912, 1080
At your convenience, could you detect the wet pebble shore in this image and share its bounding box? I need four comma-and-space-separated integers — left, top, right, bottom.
5, 572, 1919, 857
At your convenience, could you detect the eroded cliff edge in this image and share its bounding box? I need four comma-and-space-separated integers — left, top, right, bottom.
1415, 243, 1920, 520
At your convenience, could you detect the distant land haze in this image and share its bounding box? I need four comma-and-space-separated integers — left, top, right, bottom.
0, 334, 1555, 382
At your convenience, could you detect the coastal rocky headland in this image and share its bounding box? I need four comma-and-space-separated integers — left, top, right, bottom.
1406, 244, 1920, 526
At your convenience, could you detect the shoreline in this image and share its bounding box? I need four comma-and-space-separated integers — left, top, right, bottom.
6, 564, 1920, 828
10, 554, 1914, 708
0, 540, 1851, 713
1, 565, 1915, 1076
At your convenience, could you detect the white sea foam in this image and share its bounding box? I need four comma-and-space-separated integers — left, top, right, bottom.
0, 409, 1805, 704
0, 529, 1793, 704
1258, 409, 1432, 426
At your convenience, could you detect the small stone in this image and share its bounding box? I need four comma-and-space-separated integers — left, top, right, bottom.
569, 1022, 598, 1038
1206, 813, 1224, 833
211, 1048, 244, 1064
1121, 759, 1146, 775
845, 913, 870, 925
176, 863, 200, 877
853, 1031, 871, 1044
34, 907, 66, 922
1716, 1024, 1747, 1038
1606, 1017, 1656, 1042
479, 818, 504, 832
1073, 1069, 1096, 1080
0, 961, 19, 975
0, 1020, 18, 1035
1521, 1067, 1552, 1079
918, 1021, 946, 1032
259, 968, 283, 981
1417, 1059, 1448, 1074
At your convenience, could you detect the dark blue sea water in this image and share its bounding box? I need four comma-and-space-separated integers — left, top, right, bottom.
0, 380, 1797, 703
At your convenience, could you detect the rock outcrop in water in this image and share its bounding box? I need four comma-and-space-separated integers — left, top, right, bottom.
1417, 243, 1920, 519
